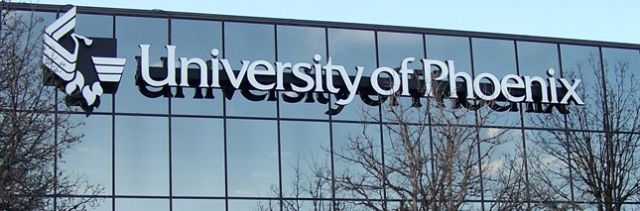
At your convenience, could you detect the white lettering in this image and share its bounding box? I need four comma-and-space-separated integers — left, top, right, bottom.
221, 59, 249, 89
247, 60, 275, 90
179, 57, 208, 87
473, 72, 501, 101
139, 44, 177, 87
335, 66, 364, 106
291, 62, 314, 92
136, 47, 584, 108
422, 59, 449, 97
371, 67, 400, 96
400, 57, 415, 96
501, 74, 525, 102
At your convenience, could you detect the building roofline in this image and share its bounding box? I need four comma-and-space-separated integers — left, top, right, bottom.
7, 2, 640, 50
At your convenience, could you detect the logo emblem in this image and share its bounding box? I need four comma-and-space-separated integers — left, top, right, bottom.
42, 6, 125, 111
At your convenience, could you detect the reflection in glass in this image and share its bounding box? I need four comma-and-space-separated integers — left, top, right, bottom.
227, 119, 278, 197
480, 128, 525, 203
471, 38, 520, 127
11, 12, 57, 111
516, 41, 562, 127
328, 28, 377, 121
277, 25, 329, 120
517, 41, 560, 75
224, 22, 277, 117
116, 198, 169, 211
76, 14, 113, 38
430, 126, 482, 201
115, 16, 168, 114
282, 200, 332, 211
229, 200, 278, 211
171, 19, 223, 116
115, 116, 168, 195
377, 32, 425, 124
423, 35, 475, 126
171, 117, 224, 196
91, 198, 112, 211
378, 32, 423, 69
74, 14, 114, 113
426, 35, 472, 71
524, 129, 574, 207
280, 121, 331, 198
58, 198, 111, 211
559, 45, 601, 131
60, 115, 112, 195
328, 29, 376, 73
332, 122, 382, 199
601, 47, 640, 133
382, 123, 430, 200
172, 199, 225, 210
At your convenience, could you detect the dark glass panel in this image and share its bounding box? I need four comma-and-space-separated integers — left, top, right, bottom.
115, 116, 169, 195
276, 25, 329, 120
280, 121, 331, 198
115, 16, 168, 114
171, 19, 223, 116
516, 41, 562, 127
332, 122, 382, 199
171, 117, 225, 196
115, 198, 169, 211
328, 28, 377, 121
226, 119, 279, 197
59, 114, 112, 195
74, 14, 114, 112
471, 38, 521, 127
172, 199, 225, 210
559, 45, 601, 131
224, 22, 277, 118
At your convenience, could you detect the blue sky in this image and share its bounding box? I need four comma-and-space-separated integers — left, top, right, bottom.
31, 0, 640, 45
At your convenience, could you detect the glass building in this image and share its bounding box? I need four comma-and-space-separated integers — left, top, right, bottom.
7, 3, 640, 211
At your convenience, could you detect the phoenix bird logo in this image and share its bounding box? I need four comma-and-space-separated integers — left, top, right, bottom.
42, 6, 125, 111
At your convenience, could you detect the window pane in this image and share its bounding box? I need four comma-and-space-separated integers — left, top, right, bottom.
116, 198, 169, 211
332, 122, 382, 199
481, 128, 525, 203
431, 126, 482, 200
282, 200, 332, 211
471, 38, 521, 127
383, 123, 430, 201
171, 19, 223, 116
227, 119, 278, 197
559, 45, 601, 131
426, 34, 471, 71
276, 25, 329, 120
280, 121, 331, 198
115, 116, 168, 195
224, 22, 277, 118
229, 200, 278, 210
171, 117, 224, 196
379, 32, 423, 69
525, 129, 575, 205
58, 197, 111, 211
11, 11, 57, 111
172, 199, 225, 210
516, 41, 561, 127
75, 14, 114, 113
426, 35, 476, 126
60, 114, 112, 195
115, 16, 168, 114
378, 32, 425, 124
601, 47, 640, 133
328, 28, 377, 121
76, 14, 113, 38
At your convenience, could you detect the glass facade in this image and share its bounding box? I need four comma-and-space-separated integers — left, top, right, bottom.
10, 4, 640, 211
